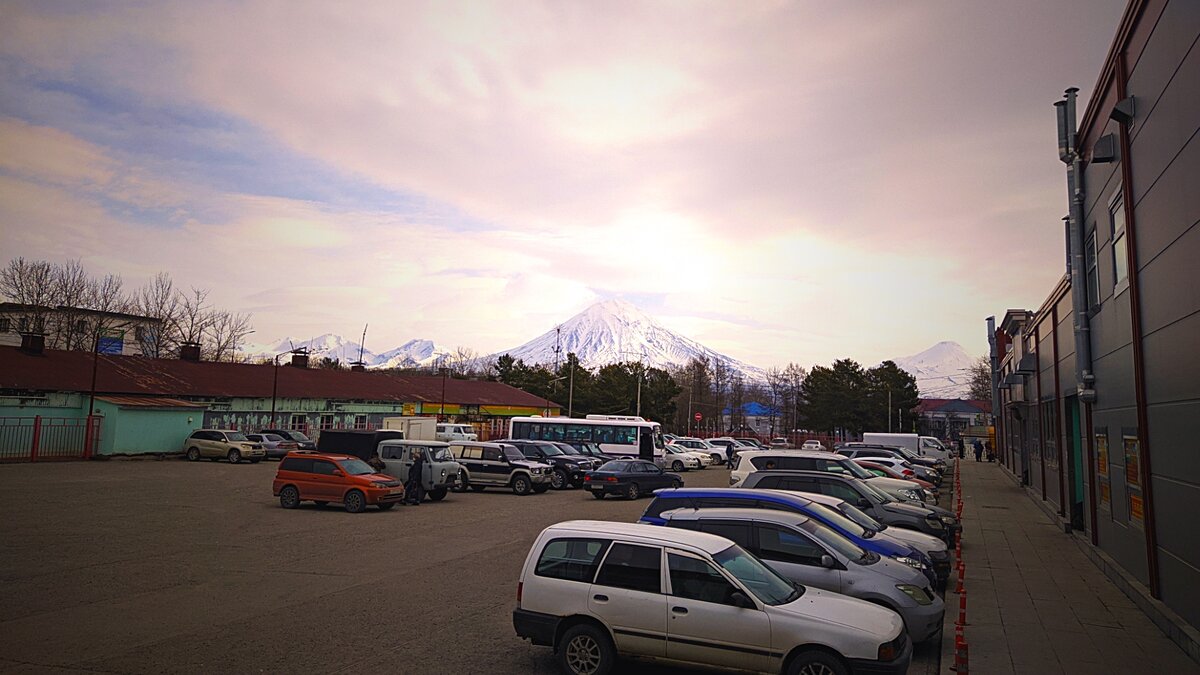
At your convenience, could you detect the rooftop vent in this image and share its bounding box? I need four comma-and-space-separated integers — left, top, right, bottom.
290, 351, 309, 369
179, 342, 201, 362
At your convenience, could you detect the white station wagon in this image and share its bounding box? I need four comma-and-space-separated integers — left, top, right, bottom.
513, 520, 911, 675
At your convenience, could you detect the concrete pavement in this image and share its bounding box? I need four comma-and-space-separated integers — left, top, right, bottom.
942, 458, 1199, 674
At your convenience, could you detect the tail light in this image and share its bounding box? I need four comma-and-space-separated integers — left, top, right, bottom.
902, 469, 914, 476
606, 476, 617, 482
584, 475, 592, 481
517, 581, 523, 603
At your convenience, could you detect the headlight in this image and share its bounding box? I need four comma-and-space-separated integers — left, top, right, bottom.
940, 515, 957, 525
896, 584, 933, 605
440, 469, 447, 478
893, 556, 925, 570
900, 489, 922, 500
925, 518, 945, 530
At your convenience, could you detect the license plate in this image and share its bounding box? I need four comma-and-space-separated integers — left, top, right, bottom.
591, 485, 605, 491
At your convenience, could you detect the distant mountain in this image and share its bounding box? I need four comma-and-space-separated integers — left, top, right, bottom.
240, 334, 450, 369
492, 299, 767, 382
893, 341, 976, 398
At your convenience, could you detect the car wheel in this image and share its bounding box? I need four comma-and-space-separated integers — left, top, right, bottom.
787, 650, 849, 675
186, 447, 200, 462
377, 502, 396, 511
428, 487, 448, 501
671, 479, 682, 489
452, 471, 469, 492
343, 489, 366, 514
626, 482, 640, 500
551, 469, 568, 490
512, 475, 532, 496
592, 491, 605, 500
279, 486, 300, 509
672, 460, 684, 472
558, 623, 615, 675
227, 449, 241, 464
711, 453, 722, 465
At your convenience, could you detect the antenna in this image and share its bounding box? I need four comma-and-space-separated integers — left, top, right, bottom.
352, 324, 368, 368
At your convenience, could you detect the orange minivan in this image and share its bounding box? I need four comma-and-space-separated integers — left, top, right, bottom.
273, 451, 405, 513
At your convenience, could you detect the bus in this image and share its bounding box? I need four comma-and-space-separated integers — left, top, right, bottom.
508, 415, 665, 460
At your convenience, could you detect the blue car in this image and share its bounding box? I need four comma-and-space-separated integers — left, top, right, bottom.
640, 487, 937, 586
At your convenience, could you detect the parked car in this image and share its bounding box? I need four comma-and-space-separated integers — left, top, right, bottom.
564, 440, 617, 463
734, 437, 766, 449
245, 433, 298, 460
769, 437, 792, 448
639, 487, 938, 586
800, 440, 826, 451
740, 470, 958, 544
182, 429, 266, 464
258, 428, 316, 450
673, 437, 726, 465
839, 447, 942, 484
513, 520, 911, 675
663, 444, 701, 472
377, 439, 461, 501
501, 439, 593, 490
450, 441, 552, 495
436, 423, 478, 443
583, 459, 683, 499
272, 451, 404, 512
855, 461, 940, 502
547, 442, 603, 471
669, 444, 713, 468
840, 443, 945, 472
661, 508, 944, 642
730, 450, 933, 504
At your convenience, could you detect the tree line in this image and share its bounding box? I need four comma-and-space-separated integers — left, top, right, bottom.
1, 257, 253, 362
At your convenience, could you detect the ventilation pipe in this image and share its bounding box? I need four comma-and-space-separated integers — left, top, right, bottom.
1056, 88, 1096, 402
987, 316, 999, 418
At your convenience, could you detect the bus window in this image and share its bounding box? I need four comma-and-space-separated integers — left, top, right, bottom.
565, 424, 593, 442
544, 424, 565, 441
512, 421, 531, 439
613, 426, 636, 445
594, 426, 614, 444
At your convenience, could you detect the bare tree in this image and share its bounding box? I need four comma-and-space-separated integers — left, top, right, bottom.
175, 287, 211, 348
135, 272, 181, 358
205, 310, 253, 363
966, 355, 993, 401
447, 346, 484, 377
0, 257, 57, 336
52, 260, 92, 350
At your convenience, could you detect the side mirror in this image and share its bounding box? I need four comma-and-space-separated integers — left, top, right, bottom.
820, 554, 836, 569
858, 498, 871, 509
729, 591, 755, 609
332, 469, 344, 477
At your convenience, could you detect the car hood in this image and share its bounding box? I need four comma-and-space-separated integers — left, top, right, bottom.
921, 502, 956, 520
776, 586, 904, 639
881, 500, 936, 519
866, 476, 923, 491
876, 526, 947, 554
857, 555, 931, 585
513, 460, 551, 470
366, 473, 399, 484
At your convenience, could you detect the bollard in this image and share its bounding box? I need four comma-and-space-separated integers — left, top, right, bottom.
956, 563, 965, 593
956, 589, 968, 627
951, 635, 970, 674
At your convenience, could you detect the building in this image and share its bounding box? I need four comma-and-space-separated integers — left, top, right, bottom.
721, 401, 781, 437
989, 0, 1200, 657
0, 344, 560, 458
915, 399, 991, 440
0, 302, 162, 356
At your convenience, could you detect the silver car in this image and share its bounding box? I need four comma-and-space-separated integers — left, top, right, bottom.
660, 507, 945, 643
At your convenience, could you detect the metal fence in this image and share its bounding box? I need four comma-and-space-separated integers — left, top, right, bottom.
0, 416, 102, 462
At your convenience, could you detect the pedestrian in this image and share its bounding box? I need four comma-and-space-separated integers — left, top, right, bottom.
957, 439, 965, 459
985, 440, 995, 463
406, 449, 426, 505
973, 439, 984, 462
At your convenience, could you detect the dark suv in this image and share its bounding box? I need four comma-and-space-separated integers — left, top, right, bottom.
449, 441, 552, 495
500, 439, 593, 490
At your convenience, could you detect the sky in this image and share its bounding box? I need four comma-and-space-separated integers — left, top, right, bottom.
0, 0, 1129, 368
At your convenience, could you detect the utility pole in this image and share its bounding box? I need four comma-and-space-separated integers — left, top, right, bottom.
567, 364, 575, 417
888, 388, 892, 433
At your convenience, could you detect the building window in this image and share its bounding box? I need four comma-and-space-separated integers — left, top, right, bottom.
320, 414, 335, 431
0, 317, 10, 333
290, 413, 307, 431
1111, 194, 1128, 288
1041, 400, 1057, 468
1085, 231, 1099, 308
353, 414, 368, 430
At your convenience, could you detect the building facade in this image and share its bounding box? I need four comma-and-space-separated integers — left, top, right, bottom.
915, 399, 991, 441
990, 0, 1200, 647
0, 303, 161, 356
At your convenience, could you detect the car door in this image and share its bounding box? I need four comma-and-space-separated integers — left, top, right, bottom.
481, 446, 507, 486
751, 523, 843, 593
201, 431, 222, 458
308, 458, 342, 500
379, 445, 411, 483
588, 543, 667, 658
642, 462, 673, 490
664, 550, 771, 672
816, 478, 875, 515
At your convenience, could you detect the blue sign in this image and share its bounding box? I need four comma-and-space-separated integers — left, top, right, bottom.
97, 336, 124, 354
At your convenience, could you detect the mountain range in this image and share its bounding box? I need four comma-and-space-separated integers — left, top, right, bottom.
241, 300, 977, 398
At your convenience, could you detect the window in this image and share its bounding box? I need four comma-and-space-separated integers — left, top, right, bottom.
320, 415, 334, 431
1041, 401, 1058, 468
353, 415, 368, 430
668, 553, 739, 605
511, 421, 531, 439
776, 477, 822, 494
1111, 193, 1128, 288
818, 480, 862, 504
1085, 230, 1100, 308
612, 426, 637, 445
1123, 431, 1143, 526
311, 460, 338, 475
753, 475, 783, 489
595, 543, 662, 594
0, 317, 10, 332
483, 447, 503, 462
536, 538, 611, 582
1095, 428, 1111, 508
696, 520, 753, 548
463, 446, 482, 460
756, 524, 826, 566
290, 414, 307, 431
280, 457, 314, 473
564, 424, 593, 442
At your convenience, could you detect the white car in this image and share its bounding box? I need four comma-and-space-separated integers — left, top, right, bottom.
514, 520, 911, 675
662, 444, 701, 472
668, 442, 713, 468
672, 437, 726, 465
436, 423, 478, 442
800, 440, 826, 451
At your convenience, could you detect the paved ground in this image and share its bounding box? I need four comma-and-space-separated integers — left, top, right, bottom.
0, 458, 939, 674
942, 458, 1199, 674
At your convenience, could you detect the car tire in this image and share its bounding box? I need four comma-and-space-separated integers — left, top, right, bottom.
512, 475, 532, 496
227, 449, 241, 464
377, 502, 396, 511
626, 482, 640, 500
711, 453, 722, 465
558, 623, 615, 675
671, 479, 682, 489
279, 486, 300, 509
672, 460, 683, 472
452, 471, 469, 492
186, 447, 200, 462
551, 469, 568, 490
787, 649, 849, 675
592, 491, 605, 500
428, 487, 448, 502
343, 489, 366, 514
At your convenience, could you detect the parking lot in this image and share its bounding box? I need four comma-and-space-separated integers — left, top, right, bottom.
0, 460, 939, 674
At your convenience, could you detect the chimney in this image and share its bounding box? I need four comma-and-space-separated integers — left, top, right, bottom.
179, 342, 202, 362
350, 363, 365, 372
290, 352, 309, 369
19, 332, 46, 355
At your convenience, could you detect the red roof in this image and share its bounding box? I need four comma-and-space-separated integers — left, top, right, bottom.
0, 346, 557, 408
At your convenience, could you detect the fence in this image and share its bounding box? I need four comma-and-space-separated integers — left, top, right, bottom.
688, 430, 842, 448
0, 416, 102, 462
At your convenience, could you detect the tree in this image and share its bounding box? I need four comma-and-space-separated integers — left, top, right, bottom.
134, 272, 181, 358
206, 310, 254, 362
316, 356, 344, 370
800, 359, 869, 436
864, 360, 921, 433
966, 355, 993, 401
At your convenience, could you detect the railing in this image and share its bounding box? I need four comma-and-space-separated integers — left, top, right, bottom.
0, 416, 102, 462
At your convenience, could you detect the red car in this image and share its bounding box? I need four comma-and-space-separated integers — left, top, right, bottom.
272, 451, 405, 513
857, 460, 940, 501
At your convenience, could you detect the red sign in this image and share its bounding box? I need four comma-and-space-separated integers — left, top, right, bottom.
694, 413, 702, 421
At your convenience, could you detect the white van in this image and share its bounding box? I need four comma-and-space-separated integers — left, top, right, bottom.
436, 423, 478, 443
514, 520, 910, 675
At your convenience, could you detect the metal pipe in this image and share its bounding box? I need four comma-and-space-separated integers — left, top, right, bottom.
1059, 88, 1096, 402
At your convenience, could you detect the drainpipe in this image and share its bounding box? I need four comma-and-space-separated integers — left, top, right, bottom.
987, 316, 999, 420
1055, 88, 1096, 402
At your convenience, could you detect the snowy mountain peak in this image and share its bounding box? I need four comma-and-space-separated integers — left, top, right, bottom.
241, 335, 449, 369
893, 341, 976, 398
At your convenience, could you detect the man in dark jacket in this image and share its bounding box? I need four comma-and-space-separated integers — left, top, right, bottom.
973, 439, 984, 462
406, 449, 426, 505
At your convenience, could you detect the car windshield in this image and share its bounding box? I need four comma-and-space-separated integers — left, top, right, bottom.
289, 431, 311, 442
340, 458, 376, 475
836, 501, 885, 532
424, 446, 452, 461
503, 447, 525, 461
860, 480, 894, 504
558, 444, 583, 455
713, 545, 800, 606
227, 432, 249, 442
895, 447, 920, 460
841, 459, 876, 480
800, 520, 868, 562
805, 502, 869, 538
539, 445, 564, 456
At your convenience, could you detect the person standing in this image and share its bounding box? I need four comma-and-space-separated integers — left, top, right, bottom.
985, 440, 995, 462
973, 439, 984, 462
406, 449, 426, 505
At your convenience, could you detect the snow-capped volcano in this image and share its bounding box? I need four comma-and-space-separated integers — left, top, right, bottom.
494, 299, 766, 381
372, 339, 453, 369
240, 335, 450, 369
893, 341, 977, 398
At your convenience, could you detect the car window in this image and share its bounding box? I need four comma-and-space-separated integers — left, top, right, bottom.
756, 524, 826, 565
311, 460, 338, 475
642, 496, 687, 520
694, 497, 754, 510
600, 461, 629, 472
815, 459, 850, 474
751, 475, 782, 489
246, 434, 261, 441
668, 552, 740, 605
696, 520, 753, 548
595, 543, 662, 594
774, 476, 820, 493
226, 432, 249, 442
279, 457, 314, 473
379, 445, 405, 460
819, 480, 863, 504
535, 538, 612, 583
264, 434, 283, 442
483, 447, 503, 462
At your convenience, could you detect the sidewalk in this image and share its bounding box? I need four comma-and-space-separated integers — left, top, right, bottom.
940, 459, 1199, 674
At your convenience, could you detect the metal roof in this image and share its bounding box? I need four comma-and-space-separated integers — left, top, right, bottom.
95, 395, 207, 408
0, 346, 559, 408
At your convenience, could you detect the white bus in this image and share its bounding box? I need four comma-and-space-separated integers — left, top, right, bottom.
508, 415, 665, 459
